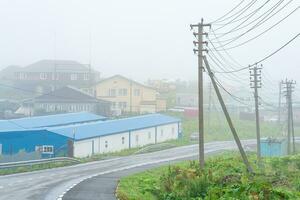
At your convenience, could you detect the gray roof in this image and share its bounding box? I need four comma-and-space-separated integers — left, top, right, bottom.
34, 86, 101, 103
18, 60, 90, 73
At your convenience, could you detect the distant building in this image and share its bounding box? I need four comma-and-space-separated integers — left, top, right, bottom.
147, 79, 176, 93
176, 93, 198, 107
17, 86, 111, 116
94, 75, 166, 115
7, 60, 100, 94
0, 65, 22, 81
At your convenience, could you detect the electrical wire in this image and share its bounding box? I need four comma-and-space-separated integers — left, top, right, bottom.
214, 0, 259, 31
249, 33, 300, 67
211, 33, 300, 73
210, 0, 246, 24
214, 76, 252, 106
212, 0, 287, 40
214, 5, 299, 50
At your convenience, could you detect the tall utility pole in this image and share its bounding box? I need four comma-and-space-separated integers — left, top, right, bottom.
190, 19, 210, 169
282, 79, 296, 155
203, 56, 253, 173
249, 64, 262, 165
278, 82, 282, 124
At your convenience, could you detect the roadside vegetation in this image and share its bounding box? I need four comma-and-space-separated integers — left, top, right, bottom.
167, 111, 298, 146
117, 152, 300, 200
0, 161, 75, 176
0, 143, 177, 176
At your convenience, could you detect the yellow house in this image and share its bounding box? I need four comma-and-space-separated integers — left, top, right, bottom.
94, 75, 166, 114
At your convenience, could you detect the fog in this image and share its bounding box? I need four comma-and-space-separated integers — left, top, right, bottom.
0, 0, 299, 83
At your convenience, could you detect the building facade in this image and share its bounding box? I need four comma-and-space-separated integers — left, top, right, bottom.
10, 60, 100, 94
94, 75, 166, 115
18, 86, 111, 116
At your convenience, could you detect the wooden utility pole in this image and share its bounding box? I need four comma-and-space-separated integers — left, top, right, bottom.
203, 56, 253, 173
190, 19, 210, 169
249, 64, 262, 165
282, 79, 296, 155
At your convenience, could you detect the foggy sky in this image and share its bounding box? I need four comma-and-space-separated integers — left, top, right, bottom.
0, 0, 299, 83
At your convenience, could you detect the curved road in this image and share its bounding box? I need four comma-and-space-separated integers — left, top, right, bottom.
0, 140, 256, 200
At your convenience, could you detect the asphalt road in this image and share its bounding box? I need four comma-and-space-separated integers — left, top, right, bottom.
0, 140, 255, 200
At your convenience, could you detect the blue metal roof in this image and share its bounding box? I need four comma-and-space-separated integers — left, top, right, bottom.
49, 114, 181, 140
0, 120, 25, 131
0, 112, 107, 131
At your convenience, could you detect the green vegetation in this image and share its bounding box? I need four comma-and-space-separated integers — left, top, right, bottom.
117, 153, 300, 200
0, 143, 177, 176
0, 161, 75, 176
166, 111, 297, 146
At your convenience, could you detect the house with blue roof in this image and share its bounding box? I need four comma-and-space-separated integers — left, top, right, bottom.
0, 113, 181, 159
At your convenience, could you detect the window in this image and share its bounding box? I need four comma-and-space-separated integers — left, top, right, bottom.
135, 135, 139, 143
43, 146, 53, 153
105, 141, 108, 148
84, 73, 90, 80
148, 132, 151, 140
119, 102, 127, 109
71, 74, 77, 80
160, 129, 164, 137
109, 89, 116, 97
172, 127, 175, 135
134, 89, 140, 96
118, 88, 127, 96
122, 137, 125, 144
19, 72, 27, 80
40, 73, 47, 80
37, 145, 54, 154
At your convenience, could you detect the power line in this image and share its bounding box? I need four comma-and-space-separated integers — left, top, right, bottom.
214, 76, 251, 106
214, 0, 259, 31
209, 27, 247, 69
214, 5, 299, 50
207, 53, 250, 83
211, 33, 300, 73
213, 0, 286, 42
249, 33, 300, 67
210, 0, 246, 24
213, 0, 289, 44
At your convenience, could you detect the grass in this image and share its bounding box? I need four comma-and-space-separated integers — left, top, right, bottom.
166, 111, 297, 146
0, 143, 178, 176
0, 161, 75, 176
117, 152, 300, 200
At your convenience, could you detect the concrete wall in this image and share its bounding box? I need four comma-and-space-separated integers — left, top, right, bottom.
156, 123, 178, 143
73, 122, 179, 158
130, 127, 156, 148
74, 132, 129, 157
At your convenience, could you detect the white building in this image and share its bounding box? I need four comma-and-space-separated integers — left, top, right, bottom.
49, 114, 182, 157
